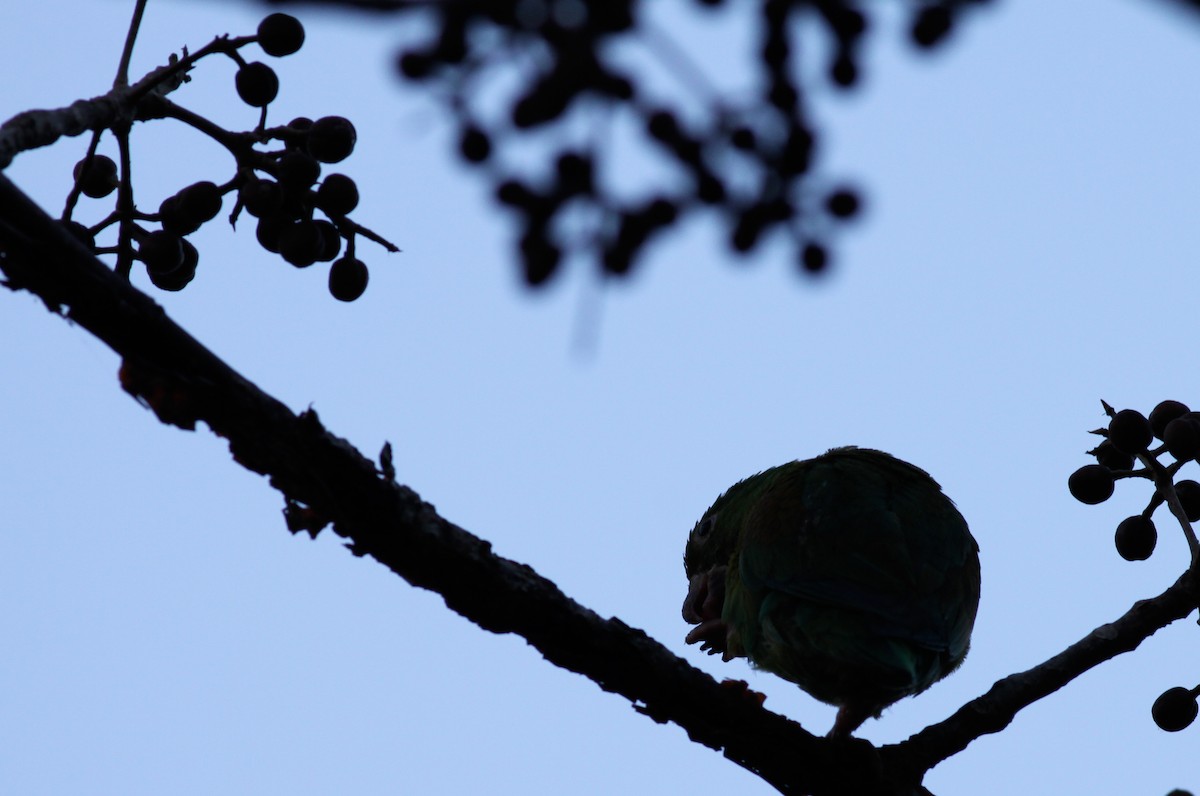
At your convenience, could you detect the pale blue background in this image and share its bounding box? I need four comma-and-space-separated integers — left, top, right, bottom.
2, 1, 1198, 793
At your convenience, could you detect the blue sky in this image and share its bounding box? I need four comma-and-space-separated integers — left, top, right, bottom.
3, 1, 1199, 793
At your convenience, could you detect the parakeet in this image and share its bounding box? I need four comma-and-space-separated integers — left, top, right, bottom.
682, 447, 980, 737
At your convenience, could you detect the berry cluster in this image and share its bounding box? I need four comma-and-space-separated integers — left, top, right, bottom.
62, 13, 395, 301
392, 0, 988, 286
1068, 400, 1200, 733
1068, 400, 1200, 562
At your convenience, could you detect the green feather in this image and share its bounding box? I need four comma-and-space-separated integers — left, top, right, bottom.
683, 447, 981, 735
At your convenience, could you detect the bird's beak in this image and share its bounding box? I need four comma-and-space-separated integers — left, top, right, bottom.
682, 565, 726, 623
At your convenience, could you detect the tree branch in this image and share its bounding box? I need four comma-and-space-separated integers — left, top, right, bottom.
4, 167, 1199, 793
0, 173, 911, 796
0, 34, 247, 169
885, 568, 1199, 774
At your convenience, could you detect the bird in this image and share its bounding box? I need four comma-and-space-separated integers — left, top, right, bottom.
682, 446, 980, 737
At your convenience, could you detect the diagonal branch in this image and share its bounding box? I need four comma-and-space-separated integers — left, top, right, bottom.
0, 173, 903, 796
3, 168, 1199, 794
885, 567, 1199, 774
0, 33, 249, 169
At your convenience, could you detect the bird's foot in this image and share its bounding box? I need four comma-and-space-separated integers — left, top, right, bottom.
685, 617, 738, 660
826, 703, 878, 739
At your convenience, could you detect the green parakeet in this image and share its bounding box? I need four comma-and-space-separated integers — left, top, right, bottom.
682, 447, 980, 737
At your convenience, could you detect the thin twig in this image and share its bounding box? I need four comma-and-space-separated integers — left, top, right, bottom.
62, 129, 105, 222
114, 127, 135, 279
114, 0, 150, 89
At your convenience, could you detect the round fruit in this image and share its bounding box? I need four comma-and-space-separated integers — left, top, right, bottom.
278, 220, 321, 267
1108, 408, 1152, 456
315, 174, 359, 216
825, 188, 861, 219
1068, 464, 1115, 505
1114, 515, 1156, 561
277, 220, 324, 267
139, 230, 184, 274
73, 155, 119, 198
257, 13, 305, 57
459, 126, 491, 163
255, 215, 284, 253
149, 239, 198, 291
1091, 440, 1134, 471
912, 5, 953, 48
1174, 480, 1200, 522
277, 151, 320, 190
240, 177, 283, 218
158, 195, 201, 236
307, 116, 356, 163
178, 181, 223, 225
236, 62, 279, 107
556, 152, 593, 195
1152, 687, 1198, 732
1164, 416, 1200, 462
329, 256, 368, 301
520, 228, 561, 286
730, 126, 756, 150
496, 179, 535, 208
800, 242, 829, 274
313, 220, 341, 262
1150, 400, 1190, 440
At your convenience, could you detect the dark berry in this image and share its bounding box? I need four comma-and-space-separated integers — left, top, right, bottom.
139, 230, 184, 274
459, 126, 492, 163
1150, 400, 1190, 440
288, 116, 314, 133
258, 13, 305, 57
177, 181, 223, 226
73, 155, 118, 198
149, 239, 198, 291
1175, 480, 1200, 522
555, 152, 593, 195
520, 229, 561, 287
645, 197, 678, 226
158, 195, 201, 236
277, 151, 320, 190
697, 174, 726, 204
240, 177, 283, 218
830, 52, 858, 87
646, 110, 679, 143
281, 117, 314, 150
278, 220, 321, 267
825, 188, 861, 219
912, 5, 953, 49
315, 174, 359, 216
329, 256, 368, 301
602, 240, 634, 277
256, 215, 284, 253
1091, 440, 1134, 471
495, 179, 536, 208
397, 50, 436, 80
313, 220, 341, 261
236, 62, 279, 107
1152, 687, 1198, 732
1068, 465, 1115, 505
307, 116, 356, 163
1164, 416, 1200, 462
1108, 408, 1152, 456
800, 242, 829, 274
730, 126, 756, 150
1114, 515, 1156, 561
780, 127, 813, 175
